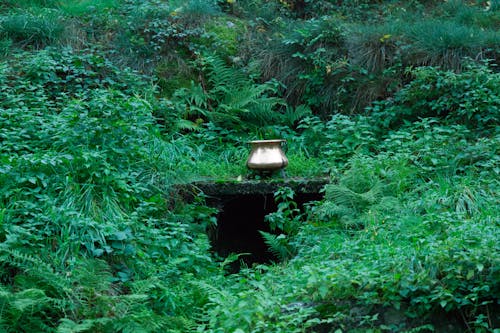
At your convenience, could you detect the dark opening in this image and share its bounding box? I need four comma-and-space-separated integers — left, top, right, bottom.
209, 192, 323, 272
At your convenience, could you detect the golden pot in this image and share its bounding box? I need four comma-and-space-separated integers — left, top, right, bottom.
246, 139, 289, 171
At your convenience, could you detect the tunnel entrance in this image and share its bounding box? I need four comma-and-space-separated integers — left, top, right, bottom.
212, 192, 324, 271
176, 178, 329, 273
213, 193, 277, 267
186, 179, 328, 272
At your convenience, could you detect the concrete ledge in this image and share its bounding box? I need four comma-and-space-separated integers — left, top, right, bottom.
178, 177, 330, 197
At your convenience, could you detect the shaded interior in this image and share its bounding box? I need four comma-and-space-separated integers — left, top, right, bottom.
209, 192, 323, 272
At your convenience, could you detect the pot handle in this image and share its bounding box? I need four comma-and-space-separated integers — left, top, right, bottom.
281, 140, 288, 153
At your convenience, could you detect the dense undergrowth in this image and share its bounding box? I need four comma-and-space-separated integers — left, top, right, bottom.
0, 0, 499, 332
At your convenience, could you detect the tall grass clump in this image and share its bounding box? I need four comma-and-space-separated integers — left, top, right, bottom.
347, 22, 404, 74
438, 0, 500, 28
58, 0, 118, 17
402, 19, 500, 70
0, 9, 64, 48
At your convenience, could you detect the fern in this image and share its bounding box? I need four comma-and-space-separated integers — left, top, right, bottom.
0, 247, 71, 299
325, 182, 384, 212
281, 104, 312, 126
189, 55, 284, 128
312, 200, 357, 226
312, 181, 388, 229
0, 248, 165, 332
246, 95, 284, 125
57, 318, 111, 333
0, 286, 56, 332
185, 82, 209, 109
222, 86, 261, 110
259, 231, 295, 261
175, 118, 204, 132
203, 55, 247, 89
70, 258, 113, 295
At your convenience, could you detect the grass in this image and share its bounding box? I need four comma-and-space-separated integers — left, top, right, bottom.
159, 136, 327, 182
403, 19, 500, 69
0, 9, 64, 48
58, 0, 118, 16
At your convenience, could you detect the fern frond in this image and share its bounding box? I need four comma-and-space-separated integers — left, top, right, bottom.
111, 305, 168, 332
259, 231, 295, 261
370, 196, 400, 214
71, 258, 113, 294
199, 55, 284, 127
246, 96, 283, 125
222, 86, 261, 109
187, 82, 209, 108
190, 280, 235, 306
208, 107, 242, 126
11, 288, 49, 313
203, 56, 246, 88
313, 201, 353, 220
325, 182, 383, 212
281, 104, 312, 126
0, 248, 71, 298
57, 318, 112, 333
175, 119, 204, 132
0, 286, 59, 332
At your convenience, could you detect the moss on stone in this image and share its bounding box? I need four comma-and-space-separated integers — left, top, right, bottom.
202, 16, 247, 57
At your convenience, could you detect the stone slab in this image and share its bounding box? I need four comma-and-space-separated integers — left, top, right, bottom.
175, 177, 329, 198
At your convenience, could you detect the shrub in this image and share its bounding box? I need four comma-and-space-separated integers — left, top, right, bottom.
258, 16, 348, 114
369, 63, 500, 132
296, 114, 377, 163
0, 49, 220, 332
114, 0, 220, 70
438, 0, 500, 28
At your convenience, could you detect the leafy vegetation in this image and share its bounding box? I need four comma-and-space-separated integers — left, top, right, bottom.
0, 0, 499, 332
